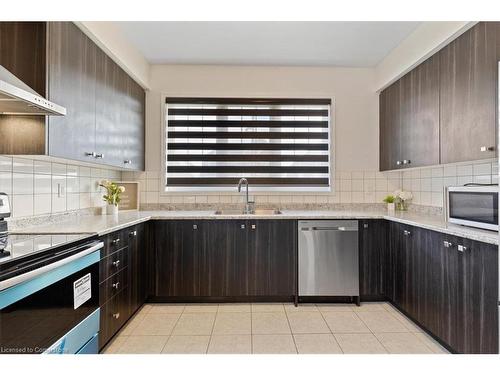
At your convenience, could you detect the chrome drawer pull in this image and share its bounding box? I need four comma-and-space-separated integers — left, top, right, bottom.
112, 238, 120, 244
443, 241, 453, 248
112, 282, 120, 290
403, 230, 411, 236
240, 224, 246, 229
457, 245, 467, 252
193, 224, 198, 230
130, 230, 137, 237
113, 313, 120, 319
251, 224, 256, 230
112, 260, 120, 268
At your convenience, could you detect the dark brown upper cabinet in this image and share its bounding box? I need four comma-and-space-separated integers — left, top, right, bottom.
379, 80, 401, 171
439, 22, 499, 164
399, 54, 440, 168
0, 22, 47, 155
0, 21, 145, 171
379, 21, 499, 171
48, 22, 97, 163
379, 55, 440, 171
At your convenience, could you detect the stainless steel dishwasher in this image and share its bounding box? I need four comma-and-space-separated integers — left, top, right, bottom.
298, 220, 359, 302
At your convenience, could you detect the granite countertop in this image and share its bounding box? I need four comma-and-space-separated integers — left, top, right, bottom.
10, 209, 499, 245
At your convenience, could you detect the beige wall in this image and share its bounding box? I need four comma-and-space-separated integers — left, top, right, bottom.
146, 65, 379, 172
124, 64, 396, 206
77, 22, 150, 88
374, 21, 474, 91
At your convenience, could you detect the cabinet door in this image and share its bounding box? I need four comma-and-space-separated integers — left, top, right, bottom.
47, 22, 97, 162
359, 220, 389, 299
199, 220, 230, 297
0, 22, 47, 155
128, 224, 147, 314
416, 228, 443, 337
225, 220, 250, 296
95, 51, 122, 166
248, 220, 296, 297
154, 220, 204, 297
437, 234, 460, 351
379, 81, 401, 171
0, 22, 46, 95
458, 238, 498, 354
439, 22, 500, 163
122, 77, 145, 171
399, 55, 440, 168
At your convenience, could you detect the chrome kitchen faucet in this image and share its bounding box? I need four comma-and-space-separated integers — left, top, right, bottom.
237, 178, 255, 214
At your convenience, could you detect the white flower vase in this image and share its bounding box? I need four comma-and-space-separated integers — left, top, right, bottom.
387, 202, 395, 212
107, 204, 119, 217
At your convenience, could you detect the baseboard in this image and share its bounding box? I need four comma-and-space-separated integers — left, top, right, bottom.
147, 295, 296, 303
388, 300, 456, 354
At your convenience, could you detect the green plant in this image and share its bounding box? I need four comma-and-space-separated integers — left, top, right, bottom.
383, 195, 395, 204
99, 180, 125, 206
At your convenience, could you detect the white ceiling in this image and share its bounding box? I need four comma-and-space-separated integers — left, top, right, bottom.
115, 21, 421, 67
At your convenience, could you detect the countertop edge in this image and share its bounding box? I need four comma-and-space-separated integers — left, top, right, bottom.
91, 213, 498, 245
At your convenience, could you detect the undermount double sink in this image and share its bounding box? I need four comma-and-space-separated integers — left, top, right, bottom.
213, 208, 282, 215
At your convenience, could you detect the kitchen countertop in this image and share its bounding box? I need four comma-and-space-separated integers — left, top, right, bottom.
10, 209, 499, 245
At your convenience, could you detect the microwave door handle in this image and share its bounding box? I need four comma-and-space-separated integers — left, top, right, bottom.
0, 242, 103, 292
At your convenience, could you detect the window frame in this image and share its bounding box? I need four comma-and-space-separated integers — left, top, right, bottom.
160, 95, 335, 195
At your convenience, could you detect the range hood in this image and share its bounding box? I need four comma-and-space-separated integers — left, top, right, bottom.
0, 65, 66, 116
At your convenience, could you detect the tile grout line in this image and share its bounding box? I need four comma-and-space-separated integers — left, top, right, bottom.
317, 307, 345, 354
205, 304, 219, 354
250, 304, 254, 354
283, 304, 299, 354
159, 309, 184, 353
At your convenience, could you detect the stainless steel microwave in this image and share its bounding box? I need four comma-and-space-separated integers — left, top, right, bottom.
446, 186, 498, 231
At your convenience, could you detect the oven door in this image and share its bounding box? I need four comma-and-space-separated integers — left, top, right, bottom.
0, 247, 100, 354
448, 190, 498, 231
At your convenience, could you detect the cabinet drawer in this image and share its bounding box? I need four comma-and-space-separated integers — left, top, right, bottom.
99, 267, 129, 306
99, 247, 129, 281
99, 286, 130, 350
102, 230, 129, 256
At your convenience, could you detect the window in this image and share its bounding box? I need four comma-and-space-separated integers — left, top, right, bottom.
164, 98, 331, 192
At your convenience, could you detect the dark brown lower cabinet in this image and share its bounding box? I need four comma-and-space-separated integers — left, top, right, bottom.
153, 219, 297, 300
98, 223, 147, 350
359, 220, 389, 299
388, 221, 498, 354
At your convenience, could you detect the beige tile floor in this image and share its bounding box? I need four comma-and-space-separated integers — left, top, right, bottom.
102, 302, 448, 354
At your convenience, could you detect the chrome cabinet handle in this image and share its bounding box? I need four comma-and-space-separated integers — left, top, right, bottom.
124, 160, 132, 164
403, 159, 411, 165
403, 230, 411, 236
251, 224, 256, 230
240, 224, 246, 229
480, 146, 495, 152
112, 282, 120, 290
443, 241, 453, 248
363, 223, 369, 229
95, 153, 104, 159
457, 244, 467, 252
112, 238, 120, 244
112, 260, 120, 268
193, 224, 198, 230
85, 151, 96, 157
396, 160, 402, 166
113, 313, 120, 319
130, 230, 137, 237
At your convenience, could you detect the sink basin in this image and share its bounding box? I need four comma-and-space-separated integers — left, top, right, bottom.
214, 209, 282, 215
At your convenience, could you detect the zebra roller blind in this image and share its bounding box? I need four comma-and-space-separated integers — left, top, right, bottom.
165, 98, 331, 191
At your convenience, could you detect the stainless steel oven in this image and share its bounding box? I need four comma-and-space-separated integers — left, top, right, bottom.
446, 185, 498, 231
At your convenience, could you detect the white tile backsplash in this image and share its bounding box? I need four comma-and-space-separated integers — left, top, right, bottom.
402, 160, 497, 207
0, 157, 122, 218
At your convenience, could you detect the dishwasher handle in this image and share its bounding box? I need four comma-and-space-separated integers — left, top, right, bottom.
301, 226, 358, 232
